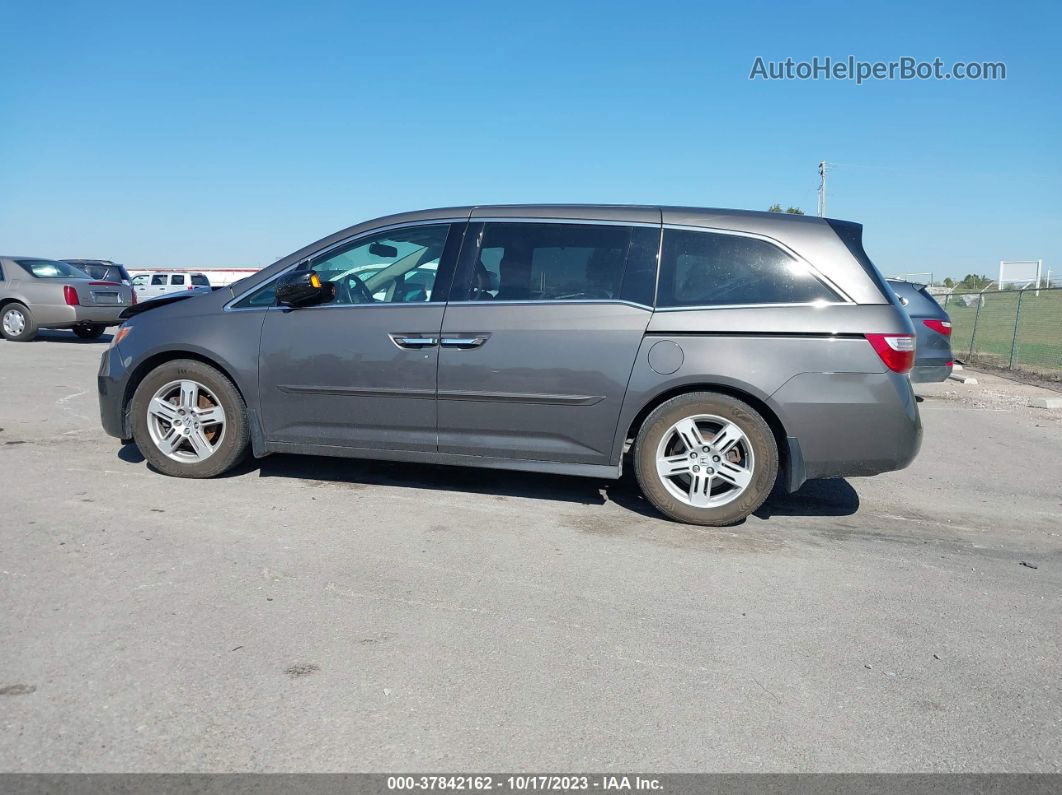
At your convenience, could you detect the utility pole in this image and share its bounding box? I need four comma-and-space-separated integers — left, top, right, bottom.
817, 160, 828, 217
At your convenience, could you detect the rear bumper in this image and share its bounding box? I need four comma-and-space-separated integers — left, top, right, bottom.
37, 305, 126, 328
772, 371, 922, 482
910, 360, 953, 383
97, 346, 132, 439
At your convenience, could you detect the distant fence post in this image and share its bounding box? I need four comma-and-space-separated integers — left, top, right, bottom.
1008, 289, 1025, 369
968, 293, 983, 360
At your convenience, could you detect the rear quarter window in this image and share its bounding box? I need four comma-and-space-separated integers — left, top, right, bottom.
656, 229, 839, 308
191, 274, 210, 286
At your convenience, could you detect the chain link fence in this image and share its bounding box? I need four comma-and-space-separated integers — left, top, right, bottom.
940, 287, 1062, 379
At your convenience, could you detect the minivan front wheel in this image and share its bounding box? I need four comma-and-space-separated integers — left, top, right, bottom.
130, 359, 250, 477
634, 392, 777, 526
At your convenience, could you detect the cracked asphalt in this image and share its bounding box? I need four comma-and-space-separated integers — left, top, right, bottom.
2, 332, 1060, 771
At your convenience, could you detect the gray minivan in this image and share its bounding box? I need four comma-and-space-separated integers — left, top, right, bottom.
98, 206, 921, 525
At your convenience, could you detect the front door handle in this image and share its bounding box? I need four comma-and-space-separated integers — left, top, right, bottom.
390, 334, 438, 349
439, 334, 489, 349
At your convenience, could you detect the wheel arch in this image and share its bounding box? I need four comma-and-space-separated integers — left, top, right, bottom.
0, 296, 29, 312
618, 381, 797, 489
121, 349, 250, 438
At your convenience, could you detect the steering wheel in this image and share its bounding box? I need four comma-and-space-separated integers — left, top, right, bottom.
336, 272, 375, 305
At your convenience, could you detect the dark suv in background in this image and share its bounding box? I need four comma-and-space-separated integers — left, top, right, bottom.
98, 205, 921, 525
62, 260, 133, 285
888, 279, 954, 382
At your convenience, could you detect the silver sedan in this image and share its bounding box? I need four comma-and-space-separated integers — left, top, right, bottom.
0, 256, 134, 341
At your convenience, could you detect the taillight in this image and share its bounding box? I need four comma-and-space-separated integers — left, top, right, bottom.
111, 325, 133, 347
63, 285, 80, 306
865, 333, 915, 374
923, 318, 952, 336
130, 288, 137, 305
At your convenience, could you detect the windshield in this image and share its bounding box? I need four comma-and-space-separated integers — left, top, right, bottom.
17, 259, 89, 279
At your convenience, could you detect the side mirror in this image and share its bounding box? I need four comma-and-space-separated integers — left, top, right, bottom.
276, 270, 335, 308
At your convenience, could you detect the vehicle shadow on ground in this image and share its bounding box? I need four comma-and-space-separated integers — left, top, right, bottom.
29, 329, 114, 344
117, 444, 146, 464
602, 469, 860, 521
754, 477, 860, 519
244, 452, 859, 520
254, 453, 616, 507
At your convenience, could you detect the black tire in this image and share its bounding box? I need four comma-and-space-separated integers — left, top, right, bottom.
0, 302, 38, 342
73, 323, 107, 339
633, 391, 778, 526
130, 359, 250, 478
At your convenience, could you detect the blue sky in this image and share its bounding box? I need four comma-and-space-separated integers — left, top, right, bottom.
1, 0, 1059, 280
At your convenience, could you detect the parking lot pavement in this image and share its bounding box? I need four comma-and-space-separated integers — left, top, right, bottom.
1, 332, 1060, 772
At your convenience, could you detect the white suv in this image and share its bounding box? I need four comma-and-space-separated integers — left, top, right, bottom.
131, 271, 212, 301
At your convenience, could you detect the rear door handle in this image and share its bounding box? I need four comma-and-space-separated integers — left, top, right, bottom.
439, 334, 489, 349
390, 334, 438, 349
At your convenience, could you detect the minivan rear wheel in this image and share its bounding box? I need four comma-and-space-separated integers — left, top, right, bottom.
130, 359, 250, 478
633, 392, 777, 526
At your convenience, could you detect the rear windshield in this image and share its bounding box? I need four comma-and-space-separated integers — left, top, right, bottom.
918, 285, 945, 311
83, 264, 124, 281
191, 274, 210, 286
888, 280, 947, 316
17, 259, 89, 279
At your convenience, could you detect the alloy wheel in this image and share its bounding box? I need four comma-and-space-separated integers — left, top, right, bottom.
654, 414, 755, 508
146, 379, 227, 462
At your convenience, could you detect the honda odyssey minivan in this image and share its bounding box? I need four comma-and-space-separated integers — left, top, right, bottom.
98, 205, 921, 525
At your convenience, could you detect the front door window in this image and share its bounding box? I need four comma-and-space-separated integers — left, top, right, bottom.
312, 225, 449, 304
234, 224, 452, 309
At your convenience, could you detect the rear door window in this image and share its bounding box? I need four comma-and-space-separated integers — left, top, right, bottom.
656, 229, 839, 307
457, 222, 633, 302
171, 275, 185, 286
